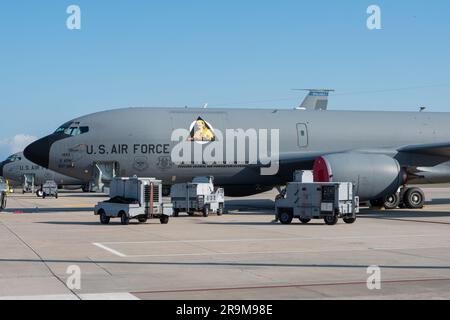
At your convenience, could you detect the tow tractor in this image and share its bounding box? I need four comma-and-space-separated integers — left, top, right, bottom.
275, 171, 359, 225
170, 176, 225, 217
41, 180, 58, 199
94, 177, 173, 225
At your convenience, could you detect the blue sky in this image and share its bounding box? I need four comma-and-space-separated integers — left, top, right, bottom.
0, 1, 449, 160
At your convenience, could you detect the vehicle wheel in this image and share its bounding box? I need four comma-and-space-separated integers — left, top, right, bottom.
403, 187, 425, 209
370, 198, 384, 208
324, 215, 338, 225
217, 203, 224, 216
160, 215, 169, 224
55, 193, 58, 199
188, 211, 195, 216
203, 205, 210, 217
99, 210, 110, 225
384, 193, 400, 210
343, 217, 356, 224
42, 193, 46, 199
173, 209, 180, 217
0, 193, 6, 210
138, 217, 148, 223
36, 189, 44, 198
299, 218, 311, 224
120, 212, 130, 225
279, 210, 293, 225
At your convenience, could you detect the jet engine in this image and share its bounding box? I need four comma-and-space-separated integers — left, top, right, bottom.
313, 153, 406, 200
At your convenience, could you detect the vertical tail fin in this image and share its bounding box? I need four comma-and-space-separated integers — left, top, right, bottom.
294, 89, 335, 110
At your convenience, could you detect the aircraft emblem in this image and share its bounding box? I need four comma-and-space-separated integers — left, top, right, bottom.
133, 156, 149, 172
188, 117, 216, 144
157, 156, 173, 170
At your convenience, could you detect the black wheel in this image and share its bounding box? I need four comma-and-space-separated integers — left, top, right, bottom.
403, 187, 425, 209
188, 211, 195, 216
0, 193, 6, 210
42, 193, 46, 199
99, 210, 110, 225
217, 203, 224, 216
203, 205, 210, 217
370, 198, 384, 208
299, 218, 311, 224
120, 212, 130, 225
55, 193, 58, 199
160, 215, 169, 224
343, 217, 356, 224
36, 189, 43, 198
324, 215, 338, 225
278, 210, 293, 225
384, 193, 400, 210
173, 209, 180, 217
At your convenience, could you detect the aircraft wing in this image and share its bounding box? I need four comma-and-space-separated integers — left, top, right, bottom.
398, 142, 450, 157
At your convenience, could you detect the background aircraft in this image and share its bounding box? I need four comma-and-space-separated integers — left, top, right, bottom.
0, 152, 90, 196
23, 106, 450, 209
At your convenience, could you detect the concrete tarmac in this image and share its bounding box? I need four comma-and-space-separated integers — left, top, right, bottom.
0, 189, 449, 300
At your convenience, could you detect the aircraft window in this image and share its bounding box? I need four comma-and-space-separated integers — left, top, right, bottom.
6, 155, 21, 162
54, 124, 89, 136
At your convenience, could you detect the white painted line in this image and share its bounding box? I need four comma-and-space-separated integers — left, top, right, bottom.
0, 294, 78, 300
93, 242, 127, 257
0, 292, 140, 301
101, 233, 450, 245
79, 292, 140, 300
124, 245, 450, 258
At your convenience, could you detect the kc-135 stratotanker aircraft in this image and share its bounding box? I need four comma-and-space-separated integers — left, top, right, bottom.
23, 102, 450, 209
0, 152, 89, 194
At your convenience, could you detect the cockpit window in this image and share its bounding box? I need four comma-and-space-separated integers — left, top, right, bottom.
54, 122, 89, 136
6, 154, 22, 162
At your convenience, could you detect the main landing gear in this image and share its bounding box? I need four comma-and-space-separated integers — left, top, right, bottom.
370, 186, 425, 210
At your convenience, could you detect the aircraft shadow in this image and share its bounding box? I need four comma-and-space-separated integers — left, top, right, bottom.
0, 258, 449, 270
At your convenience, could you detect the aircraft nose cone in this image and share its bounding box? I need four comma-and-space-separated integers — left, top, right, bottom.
24, 136, 52, 168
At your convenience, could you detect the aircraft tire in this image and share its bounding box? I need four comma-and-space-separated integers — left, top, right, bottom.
299, 218, 311, 224
403, 187, 425, 209
384, 193, 400, 210
173, 209, 180, 217
36, 189, 44, 198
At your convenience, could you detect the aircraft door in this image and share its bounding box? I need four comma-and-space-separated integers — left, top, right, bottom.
297, 123, 309, 148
